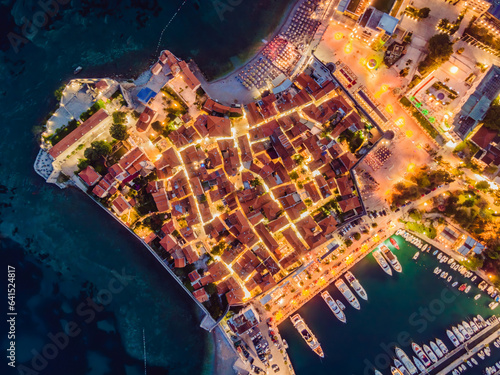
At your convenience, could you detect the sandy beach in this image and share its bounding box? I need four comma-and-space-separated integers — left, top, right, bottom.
192, 0, 308, 105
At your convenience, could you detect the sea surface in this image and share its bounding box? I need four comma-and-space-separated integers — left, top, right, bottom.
280, 235, 500, 375
0, 1, 294, 374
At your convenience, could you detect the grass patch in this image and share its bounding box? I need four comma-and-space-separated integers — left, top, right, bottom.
400, 97, 439, 138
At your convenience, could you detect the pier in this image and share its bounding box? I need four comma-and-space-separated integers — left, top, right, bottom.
423, 316, 500, 374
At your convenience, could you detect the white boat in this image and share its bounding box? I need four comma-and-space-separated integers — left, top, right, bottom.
412, 342, 432, 367
453, 326, 465, 342
447, 257, 454, 265
321, 291, 346, 323
373, 249, 393, 276
413, 252, 419, 260
74, 66, 83, 74
458, 324, 470, 340
436, 338, 448, 354
381, 245, 402, 273
452, 282, 458, 287
345, 271, 368, 300
447, 329, 460, 347
391, 366, 404, 375
462, 321, 474, 337
396, 229, 402, 236
489, 301, 498, 310
337, 300, 346, 310
335, 279, 360, 310
464, 285, 471, 293
471, 357, 478, 365
437, 253, 443, 260
469, 320, 479, 333
434, 267, 441, 274
474, 294, 481, 300
375, 370, 383, 375
432, 250, 438, 256
394, 359, 411, 375
413, 356, 426, 373
478, 351, 485, 360
440, 271, 446, 278
447, 276, 452, 282
423, 344, 438, 363
422, 244, 428, 252
430, 341, 443, 358
290, 314, 324, 357
473, 317, 482, 329
471, 276, 477, 282
395, 347, 417, 375
485, 346, 491, 356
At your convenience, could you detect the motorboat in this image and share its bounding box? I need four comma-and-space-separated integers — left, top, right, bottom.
390, 237, 400, 250
413, 356, 426, 373
452, 326, 465, 342
74, 66, 83, 75
290, 314, 324, 358
458, 324, 470, 340
437, 253, 443, 260
345, 271, 368, 301
373, 249, 393, 276
436, 338, 448, 354
459, 284, 467, 292
489, 301, 498, 310
474, 294, 481, 300
447, 257, 454, 265
381, 245, 402, 273
422, 244, 428, 252
412, 342, 432, 367
394, 359, 411, 375
337, 300, 346, 310
469, 320, 479, 333
462, 321, 474, 337
430, 341, 443, 358
335, 279, 360, 310
434, 267, 441, 275
447, 276, 452, 282
471, 357, 478, 365
423, 344, 438, 363
391, 367, 404, 375
471, 276, 477, 282
433, 250, 439, 256
447, 329, 460, 347
395, 347, 417, 375
465, 285, 471, 293
452, 282, 458, 287
413, 252, 419, 260
321, 291, 346, 323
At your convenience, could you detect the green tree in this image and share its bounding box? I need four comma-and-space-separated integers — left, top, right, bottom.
476, 181, 490, 190
418, 34, 453, 76
152, 120, 164, 133
418, 7, 430, 18
482, 103, 500, 130
353, 232, 361, 240
465, 256, 484, 271
85, 140, 112, 161
112, 111, 127, 125
110, 123, 128, 141
345, 239, 353, 247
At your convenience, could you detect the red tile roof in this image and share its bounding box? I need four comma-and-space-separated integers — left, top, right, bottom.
78, 166, 101, 186
49, 109, 109, 158
471, 126, 498, 149
111, 195, 131, 215
193, 288, 209, 303
136, 106, 157, 133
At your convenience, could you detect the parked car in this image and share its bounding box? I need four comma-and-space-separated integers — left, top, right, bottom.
272, 364, 280, 373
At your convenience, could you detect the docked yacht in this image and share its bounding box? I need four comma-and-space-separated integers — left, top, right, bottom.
436, 338, 448, 354
391, 367, 404, 375
335, 279, 360, 310
345, 271, 368, 301
447, 329, 460, 347
462, 321, 474, 337
290, 314, 324, 358
413, 357, 426, 373
412, 342, 432, 367
452, 326, 465, 342
430, 341, 443, 358
395, 347, 417, 375
381, 245, 402, 273
394, 359, 411, 375
458, 324, 470, 340
413, 251, 419, 260
373, 249, 393, 276
423, 344, 438, 363
321, 291, 346, 323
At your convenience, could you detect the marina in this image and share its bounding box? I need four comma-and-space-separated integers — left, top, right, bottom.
280, 232, 500, 374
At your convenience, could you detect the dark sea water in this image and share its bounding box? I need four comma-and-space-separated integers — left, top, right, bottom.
280, 236, 500, 375
0, 1, 294, 374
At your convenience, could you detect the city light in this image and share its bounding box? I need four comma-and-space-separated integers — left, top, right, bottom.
449, 66, 459, 74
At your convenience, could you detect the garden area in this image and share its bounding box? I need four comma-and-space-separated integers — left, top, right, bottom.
399, 97, 440, 138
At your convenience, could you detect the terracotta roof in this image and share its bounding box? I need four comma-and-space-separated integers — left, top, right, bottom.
339, 196, 361, 212
136, 106, 156, 133
471, 126, 498, 149
193, 288, 209, 303
49, 109, 109, 158
78, 166, 101, 186
111, 195, 131, 215
336, 175, 353, 196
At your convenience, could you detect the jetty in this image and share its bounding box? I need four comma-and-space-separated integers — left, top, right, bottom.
425, 315, 500, 374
